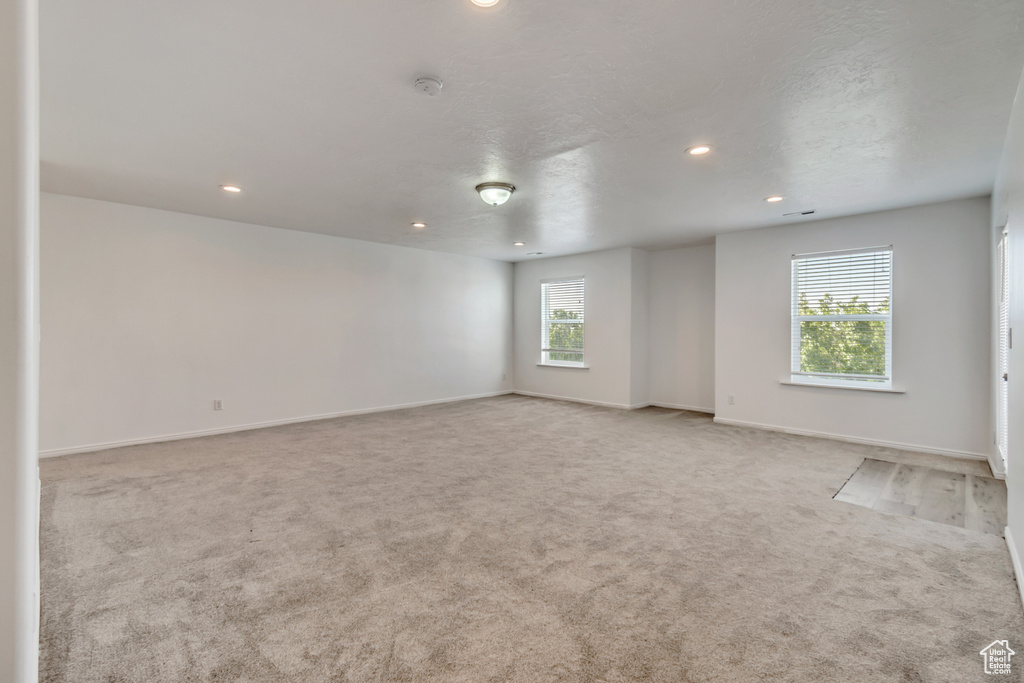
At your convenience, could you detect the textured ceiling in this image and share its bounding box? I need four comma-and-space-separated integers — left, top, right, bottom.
41, 0, 1024, 261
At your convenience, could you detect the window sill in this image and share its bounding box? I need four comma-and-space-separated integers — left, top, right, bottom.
537, 363, 589, 369
779, 380, 905, 394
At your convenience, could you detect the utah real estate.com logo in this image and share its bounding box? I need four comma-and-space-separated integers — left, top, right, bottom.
980, 640, 1015, 675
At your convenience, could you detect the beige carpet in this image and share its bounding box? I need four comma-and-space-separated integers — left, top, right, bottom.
39, 395, 1023, 681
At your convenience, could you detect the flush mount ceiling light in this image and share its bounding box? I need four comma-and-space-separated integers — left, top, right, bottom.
220, 185, 242, 193
411, 222, 427, 229
513, 241, 525, 246
476, 182, 515, 206
470, 0, 502, 6
764, 195, 786, 203
686, 145, 711, 156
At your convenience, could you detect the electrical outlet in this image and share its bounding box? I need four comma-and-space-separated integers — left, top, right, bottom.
213, 399, 222, 411
727, 395, 735, 405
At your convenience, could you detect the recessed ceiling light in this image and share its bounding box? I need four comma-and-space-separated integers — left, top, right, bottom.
513, 242, 525, 246
411, 222, 427, 229
220, 185, 242, 193
764, 195, 786, 203
687, 145, 711, 156
470, 0, 501, 6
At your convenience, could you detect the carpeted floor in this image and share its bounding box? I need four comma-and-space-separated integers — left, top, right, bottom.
39, 395, 1023, 681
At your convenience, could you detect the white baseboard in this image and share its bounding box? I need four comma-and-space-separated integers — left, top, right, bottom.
512, 390, 634, 410
1006, 526, 1024, 611
711, 416, 989, 462
512, 392, 715, 414
648, 401, 715, 414
39, 391, 515, 458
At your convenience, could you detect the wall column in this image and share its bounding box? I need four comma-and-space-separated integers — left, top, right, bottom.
0, 0, 40, 680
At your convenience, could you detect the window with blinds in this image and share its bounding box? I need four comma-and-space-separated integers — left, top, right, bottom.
791, 246, 892, 388
541, 277, 584, 366
997, 231, 1009, 466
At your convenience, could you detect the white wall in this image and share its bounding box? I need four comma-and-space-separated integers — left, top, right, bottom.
715, 197, 992, 458
648, 245, 716, 412
994, 65, 1024, 596
513, 247, 638, 408
0, 0, 40, 680
40, 193, 513, 454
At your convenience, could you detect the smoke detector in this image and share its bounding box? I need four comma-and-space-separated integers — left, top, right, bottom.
414, 77, 443, 97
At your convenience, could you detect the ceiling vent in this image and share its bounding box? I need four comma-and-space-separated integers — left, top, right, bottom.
783, 210, 816, 217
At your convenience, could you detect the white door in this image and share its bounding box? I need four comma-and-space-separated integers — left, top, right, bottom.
998, 230, 1010, 470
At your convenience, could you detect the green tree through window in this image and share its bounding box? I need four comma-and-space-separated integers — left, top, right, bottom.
798, 293, 889, 376
546, 309, 583, 363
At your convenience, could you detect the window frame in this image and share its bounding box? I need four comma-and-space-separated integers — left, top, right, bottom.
790, 246, 893, 390
540, 276, 585, 368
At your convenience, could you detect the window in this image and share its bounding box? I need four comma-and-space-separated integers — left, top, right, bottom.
541, 277, 584, 366
791, 246, 892, 389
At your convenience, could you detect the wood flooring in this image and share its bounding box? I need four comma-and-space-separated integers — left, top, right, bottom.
834, 458, 1007, 535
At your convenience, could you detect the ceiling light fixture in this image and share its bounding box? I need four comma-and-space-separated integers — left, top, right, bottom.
687, 145, 711, 156
764, 195, 786, 203
470, 0, 502, 6
476, 182, 515, 206
220, 185, 242, 193
411, 222, 427, 228
513, 242, 525, 246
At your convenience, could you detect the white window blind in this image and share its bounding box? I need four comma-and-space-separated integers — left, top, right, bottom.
998, 231, 1009, 465
791, 246, 892, 388
541, 277, 584, 366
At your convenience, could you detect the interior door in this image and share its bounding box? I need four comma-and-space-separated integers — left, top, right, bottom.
998, 230, 1010, 471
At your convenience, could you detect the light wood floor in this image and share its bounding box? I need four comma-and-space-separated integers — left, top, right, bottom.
834, 458, 1007, 536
